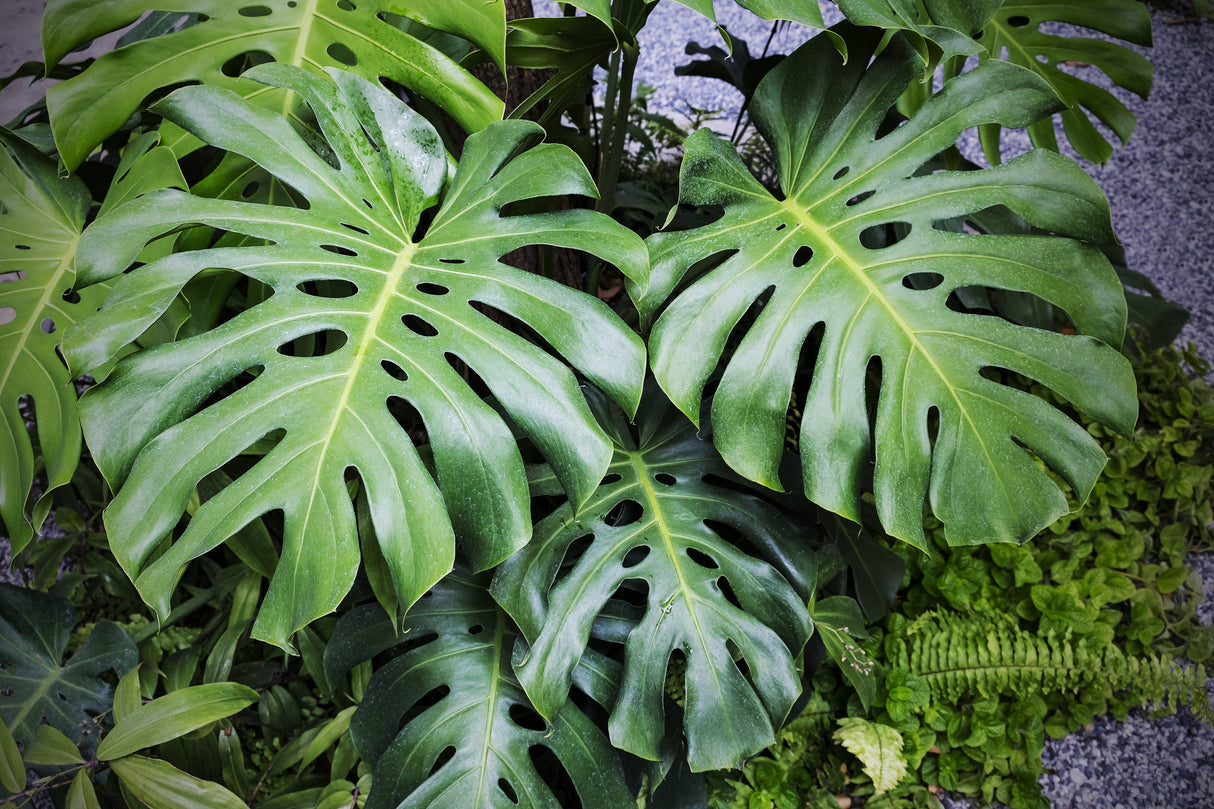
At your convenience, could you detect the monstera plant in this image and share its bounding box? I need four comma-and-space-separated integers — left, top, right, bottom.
0, 0, 1155, 806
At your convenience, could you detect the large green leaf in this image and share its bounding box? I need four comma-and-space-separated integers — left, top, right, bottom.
42, 0, 509, 170
0, 129, 98, 554
334, 573, 634, 809
973, 0, 1153, 165
62, 65, 647, 652
642, 24, 1137, 550
0, 584, 138, 754
492, 384, 817, 772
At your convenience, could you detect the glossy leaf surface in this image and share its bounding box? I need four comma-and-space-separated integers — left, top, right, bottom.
0, 129, 101, 554
975, 0, 1153, 164
63, 65, 647, 651
42, 0, 508, 169
339, 573, 633, 809
0, 584, 137, 753
97, 682, 260, 761
109, 755, 248, 809
493, 385, 817, 771
643, 25, 1137, 550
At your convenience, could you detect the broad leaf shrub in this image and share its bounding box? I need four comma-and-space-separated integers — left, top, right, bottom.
0, 1, 1196, 807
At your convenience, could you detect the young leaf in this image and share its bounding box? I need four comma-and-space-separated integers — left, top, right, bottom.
42, 0, 508, 169
96, 682, 259, 761
108, 754, 248, 809
63, 65, 647, 651
492, 384, 817, 772
347, 572, 634, 809
974, 0, 1153, 164
0, 584, 137, 754
0, 717, 22, 794
833, 717, 907, 794
643, 23, 1136, 550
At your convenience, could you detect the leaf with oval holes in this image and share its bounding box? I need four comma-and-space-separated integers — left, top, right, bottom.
0, 129, 105, 555
0, 583, 138, 755
491, 382, 818, 772
970, 0, 1153, 164
332, 571, 634, 809
641, 23, 1136, 551
41, 0, 509, 170
62, 65, 647, 652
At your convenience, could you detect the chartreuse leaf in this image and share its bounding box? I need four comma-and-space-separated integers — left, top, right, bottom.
109, 755, 247, 809
0, 717, 21, 794
0, 584, 137, 755
974, 0, 1153, 164
492, 384, 817, 772
336, 572, 633, 809
66, 769, 101, 809
96, 682, 259, 761
643, 24, 1136, 550
21, 724, 86, 766
62, 64, 647, 652
833, 717, 906, 793
43, 0, 507, 169
0, 128, 100, 555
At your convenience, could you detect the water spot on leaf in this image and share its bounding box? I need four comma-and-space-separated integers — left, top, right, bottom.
402, 315, 437, 337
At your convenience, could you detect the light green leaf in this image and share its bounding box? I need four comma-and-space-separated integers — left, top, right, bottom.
66, 768, 101, 809
42, 0, 508, 169
97, 682, 259, 761
64, 65, 647, 651
644, 23, 1136, 550
974, 0, 1153, 164
812, 596, 876, 711
346, 573, 634, 809
492, 384, 817, 772
21, 724, 85, 766
833, 717, 906, 793
112, 666, 143, 725
109, 754, 248, 809
0, 128, 101, 555
0, 584, 137, 755
0, 717, 21, 794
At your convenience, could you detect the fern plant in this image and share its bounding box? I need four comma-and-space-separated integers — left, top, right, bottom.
0, 0, 1165, 807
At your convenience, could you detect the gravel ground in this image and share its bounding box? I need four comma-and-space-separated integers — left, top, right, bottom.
3, 3, 1214, 808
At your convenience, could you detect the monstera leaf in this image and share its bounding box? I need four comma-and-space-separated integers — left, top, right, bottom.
973, 0, 1153, 164
642, 24, 1137, 551
0, 584, 138, 755
0, 130, 98, 554
330, 573, 634, 809
62, 64, 647, 651
42, 0, 510, 170
492, 384, 817, 772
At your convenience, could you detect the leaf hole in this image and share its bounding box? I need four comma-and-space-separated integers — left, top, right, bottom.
220, 49, 273, 78
622, 545, 651, 568
428, 745, 455, 776
601, 473, 623, 486
438, 258, 465, 264
717, 575, 742, 610
833, 166, 850, 180
859, 222, 911, 250
276, 329, 347, 357
528, 746, 580, 809
604, 499, 643, 527
902, 272, 944, 290
13, 244, 30, 250
1008, 15, 1030, 27
686, 547, 719, 570
320, 244, 358, 257
610, 578, 649, 610
241, 181, 260, 198
41, 317, 55, 334
654, 472, 676, 486
237, 5, 273, 17
446, 352, 490, 398
381, 359, 408, 382
400, 684, 449, 734
468, 624, 484, 635
793, 245, 814, 267
508, 703, 547, 733
402, 315, 438, 337
845, 190, 875, 207
336, 0, 356, 9
341, 222, 369, 235
387, 396, 427, 446
557, 534, 594, 575
498, 778, 520, 804
0, 271, 24, 283
416, 282, 449, 295
326, 42, 359, 66
774, 223, 787, 231
0, 307, 15, 326
296, 279, 357, 298
927, 405, 940, 447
